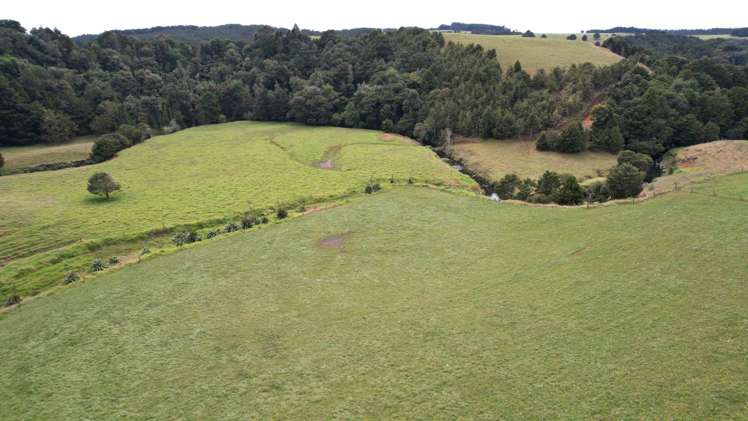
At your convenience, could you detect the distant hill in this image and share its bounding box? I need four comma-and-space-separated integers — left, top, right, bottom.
73, 24, 288, 44
435, 22, 519, 35
73, 24, 388, 45
588, 26, 748, 37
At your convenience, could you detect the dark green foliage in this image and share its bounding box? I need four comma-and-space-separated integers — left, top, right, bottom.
90, 259, 106, 272
117, 124, 151, 145
364, 181, 382, 194
536, 132, 557, 151
567, 34, 577, 41
0, 153, 4, 169
515, 178, 536, 201
554, 174, 585, 205
522, 30, 535, 38
492, 174, 520, 199
40, 110, 77, 144
86, 172, 121, 200
536, 171, 562, 196
586, 181, 610, 203
581, 35, 589, 42
63, 272, 80, 284
224, 222, 240, 233
607, 163, 645, 199
593, 33, 601, 40
589, 105, 623, 153
276, 207, 289, 219
617, 150, 655, 181
91, 134, 128, 162
206, 229, 220, 239
556, 123, 588, 153
172, 231, 200, 246
108, 256, 120, 265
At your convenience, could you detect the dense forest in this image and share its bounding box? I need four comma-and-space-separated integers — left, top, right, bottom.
435, 23, 519, 35
1, 19, 747, 166
589, 26, 748, 37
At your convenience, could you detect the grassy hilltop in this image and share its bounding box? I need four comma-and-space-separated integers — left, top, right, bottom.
0, 122, 475, 297
1, 174, 746, 419
443, 33, 622, 73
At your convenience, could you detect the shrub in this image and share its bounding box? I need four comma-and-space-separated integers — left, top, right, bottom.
536, 170, 562, 196
141, 248, 151, 256
108, 256, 120, 265
567, 34, 577, 40
241, 217, 255, 229
91, 133, 127, 162
173, 231, 200, 246
554, 174, 585, 205
90, 259, 106, 272
276, 207, 288, 219
586, 181, 610, 203
581, 34, 589, 41
556, 123, 587, 153
87, 172, 121, 200
364, 181, 382, 194
260, 216, 269, 224
206, 229, 220, 239
225, 222, 240, 233
493, 174, 520, 199
0, 152, 5, 170
407, 177, 415, 184
63, 272, 80, 285
522, 30, 535, 38
514, 178, 536, 201
117, 123, 151, 145
4, 290, 21, 307
607, 163, 645, 199
536, 131, 560, 151
617, 150, 654, 181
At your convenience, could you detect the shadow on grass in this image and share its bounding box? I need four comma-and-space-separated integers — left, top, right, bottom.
82, 194, 124, 205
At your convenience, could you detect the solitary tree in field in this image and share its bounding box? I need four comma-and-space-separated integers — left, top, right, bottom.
87, 172, 121, 200
581, 34, 589, 41
593, 32, 601, 40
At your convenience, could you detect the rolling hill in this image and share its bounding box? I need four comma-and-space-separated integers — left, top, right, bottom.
442, 33, 622, 73
1, 173, 746, 418
0, 122, 475, 298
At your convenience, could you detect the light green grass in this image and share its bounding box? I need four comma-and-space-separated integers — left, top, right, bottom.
453, 138, 617, 181
0, 136, 94, 174
443, 33, 622, 73
1, 174, 747, 419
0, 122, 475, 296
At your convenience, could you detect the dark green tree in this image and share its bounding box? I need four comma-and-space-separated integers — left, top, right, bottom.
87, 172, 121, 200
607, 163, 645, 199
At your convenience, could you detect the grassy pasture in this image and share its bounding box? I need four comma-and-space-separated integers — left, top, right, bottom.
1, 175, 746, 419
443, 33, 622, 73
452, 137, 617, 181
0, 122, 475, 297
0, 136, 94, 174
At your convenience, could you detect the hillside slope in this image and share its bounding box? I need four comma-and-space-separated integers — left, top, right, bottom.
443, 33, 622, 73
1, 175, 746, 419
0, 122, 474, 297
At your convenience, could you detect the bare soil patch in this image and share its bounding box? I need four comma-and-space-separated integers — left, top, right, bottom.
318, 233, 351, 249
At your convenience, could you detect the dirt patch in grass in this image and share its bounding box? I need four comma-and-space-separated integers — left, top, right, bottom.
318, 233, 351, 249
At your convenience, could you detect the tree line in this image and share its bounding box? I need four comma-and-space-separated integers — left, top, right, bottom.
1, 20, 747, 169
0, 19, 630, 149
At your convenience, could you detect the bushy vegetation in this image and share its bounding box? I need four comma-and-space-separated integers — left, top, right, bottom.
86, 172, 121, 199
0, 20, 627, 151
491, 170, 586, 205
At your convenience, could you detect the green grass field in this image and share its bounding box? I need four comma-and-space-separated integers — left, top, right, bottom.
0, 122, 475, 297
443, 33, 622, 73
0, 136, 94, 175
453, 137, 617, 181
1, 173, 746, 419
